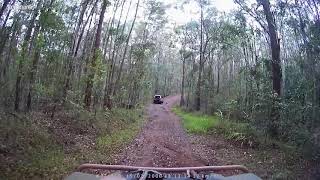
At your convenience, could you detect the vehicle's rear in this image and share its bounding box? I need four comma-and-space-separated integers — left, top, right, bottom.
153, 95, 163, 104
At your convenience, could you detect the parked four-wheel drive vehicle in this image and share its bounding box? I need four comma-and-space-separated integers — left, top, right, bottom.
153, 95, 163, 104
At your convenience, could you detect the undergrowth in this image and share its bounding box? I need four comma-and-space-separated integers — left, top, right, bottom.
0, 107, 144, 179
172, 107, 217, 134
96, 108, 145, 155
173, 107, 257, 146
173, 107, 309, 179
173, 107, 298, 150
0, 115, 67, 179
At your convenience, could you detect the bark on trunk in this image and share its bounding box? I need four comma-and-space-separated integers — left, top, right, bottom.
102, 0, 121, 60
180, 58, 186, 106
195, 1, 204, 111
260, 0, 281, 96
2, 17, 20, 81
84, 0, 107, 109
26, 28, 41, 111
0, 0, 10, 23
260, 0, 282, 137
113, 0, 139, 97
62, 0, 92, 102
216, 65, 220, 94
14, 0, 42, 111
103, 0, 126, 109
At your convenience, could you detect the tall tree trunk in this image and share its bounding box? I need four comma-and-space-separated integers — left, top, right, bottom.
84, 0, 107, 109
103, 0, 126, 109
102, 0, 121, 60
62, 0, 91, 102
75, 0, 98, 57
0, 0, 15, 64
102, 0, 122, 107
113, 0, 139, 99
260, 0, 282, 137
14, 0, 42, 111
1, 9, 10, 30
71, 0, 91, 54
216, 54, 221, 94
180, 58, 186, 106
2, 16, 20, 80
195, 1, 204, 111
76, 3, 97, 85
26, 27, 41, 111
0, 0, 11, 23
81, 13, 96, 77
260, 0, 281, 96
154, 50, 161, 94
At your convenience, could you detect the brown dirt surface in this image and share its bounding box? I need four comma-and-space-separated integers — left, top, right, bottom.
114, 95, 315, 180
117, 95, 204, 167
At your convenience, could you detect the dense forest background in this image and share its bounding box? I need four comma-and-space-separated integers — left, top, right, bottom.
176, 0, 320, 160
0, 0, 182, 112
0, 0, 320, 178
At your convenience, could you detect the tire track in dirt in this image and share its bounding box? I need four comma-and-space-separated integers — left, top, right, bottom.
118, 95, 204, 167
113, 96, 313, 179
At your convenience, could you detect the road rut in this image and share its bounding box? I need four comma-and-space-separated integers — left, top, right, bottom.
119, 95, 204, 167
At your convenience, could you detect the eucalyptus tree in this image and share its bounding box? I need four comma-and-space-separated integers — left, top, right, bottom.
0, 0, 11, 20
175, 25, 191, 106
84, 0, 109, 109
113, 0, 141, 100
233, 0, 283, 136
63, 0, 98, 103
14, 0, 43, 111
103, 0, 141, 109
26, 0, 65, 110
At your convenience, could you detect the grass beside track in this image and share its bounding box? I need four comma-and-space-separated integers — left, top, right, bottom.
172, 107, 217, 134
172, 107, 257, 145
173, 107, 301, 157
0, 108, 145, 179
96, 108, 145, 155
172, 107, 310, 179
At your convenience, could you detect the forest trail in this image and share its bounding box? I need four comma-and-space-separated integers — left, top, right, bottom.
117, 95, 205, 167
114, 96, 311, 179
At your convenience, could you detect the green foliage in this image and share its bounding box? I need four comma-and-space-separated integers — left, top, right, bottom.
0, 114, 66, 179
308, 20, 320, 54
146, 0, 168, 27
203, 62, 320, 160
97, 128, 136, 153
93, 49, 106, 83
20, 147, 65, 179
173, 107, 258, 146
173, 107, 217, 134
0, 107, 144, 179
35, 33, 46, 49
214, 120, 257, 146
34, 82, 55, 97
40, 8, 65, 31
95, 108, 145, 154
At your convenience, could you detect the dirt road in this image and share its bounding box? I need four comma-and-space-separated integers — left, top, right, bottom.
115, 95, 312, 179
118, 95, 204, 167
